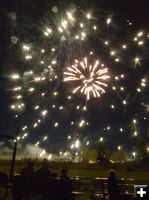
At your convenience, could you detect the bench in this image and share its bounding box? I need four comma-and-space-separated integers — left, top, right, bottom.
12, 174, 75, 200
0, 171, 10, 200
92, 178, 133, 200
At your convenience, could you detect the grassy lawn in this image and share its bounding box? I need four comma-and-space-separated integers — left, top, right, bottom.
0, 160, 149, 182
0, 160, 149, 200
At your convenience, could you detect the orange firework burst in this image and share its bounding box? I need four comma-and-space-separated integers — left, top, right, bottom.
64, 58, 110, 100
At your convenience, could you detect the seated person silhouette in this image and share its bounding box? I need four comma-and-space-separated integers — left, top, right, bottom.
108, 169, 120, 200
36, 159, 52, 198
59, 167, 73, 200
13, 161, 35, 200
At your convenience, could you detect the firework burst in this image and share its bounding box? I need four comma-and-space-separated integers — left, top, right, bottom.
64, 58, 110, 100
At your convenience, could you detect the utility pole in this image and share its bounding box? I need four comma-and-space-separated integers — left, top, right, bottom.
9, 128, 19, 181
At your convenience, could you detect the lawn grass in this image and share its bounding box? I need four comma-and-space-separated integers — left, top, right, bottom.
0, 160, 149, 182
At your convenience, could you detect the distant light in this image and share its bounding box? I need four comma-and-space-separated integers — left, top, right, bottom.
11, 105, 15, 109
35, 105, 39, 110
134, 57, 140, 64
134, 131, 138, 136
35, 142, 39, 146
51, 60, 56, 65
123, 100, 127, 105
137, 31, 143, 37
48, 154, 52, 160
25, 55, 32, 60
142, 78, 146, 83
137, 88, 141, 92
75, 140, 80, 148
141, 82, 146, 87
71, 121, 74, 125
104, 41, 109, 45
80, 23, 84, 28
83, 106, 87, 111
79, 120, 85, 127
110, 51, 116, 56
120, 128, 123, 132
41, 93, 45, 96
111, 105, 115, 109
51, 48, 55, 52
59, 106, 64, 110
76, 105, 80, 110
67, 95, 72, 99
106, 18, 111, 24
54, 122, 59, 127
132, 152, 136, 157
29, 87, 34, 92
118, 146, 121, 150
87, 13, 91, 19
115, 58, 120, 62
11, 74, 20, 80
99, 137, 103, 142
138, 41, 144, 46
34, 123, 38, 128
81, 32, 86, 37
35, 77, 41, 82
122, 45, 127, 49
16, 95, 22, 99
23, 45, 30, 51
43, 136, 48, 141
58, 27, 63, 32
64, 152, 67, 156
41, 110, 47, 116
67, 12, 73, 20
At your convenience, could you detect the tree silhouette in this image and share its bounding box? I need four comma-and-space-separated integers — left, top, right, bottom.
97, 141, 109, 165
136, 137, 149, 163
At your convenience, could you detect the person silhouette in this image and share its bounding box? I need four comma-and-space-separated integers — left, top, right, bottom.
107, 169, 120, 200
59, 167, 73, 200
21, 161, 35, 183
36, 158, 51, 180
21, 161, 36, 195
36, 159, 52, 198
61, 167, 70, 180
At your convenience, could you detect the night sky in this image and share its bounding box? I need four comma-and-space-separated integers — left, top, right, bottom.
0, 0, 149, 153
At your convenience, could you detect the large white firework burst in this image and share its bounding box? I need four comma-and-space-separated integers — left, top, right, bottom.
64, 58, 110, 100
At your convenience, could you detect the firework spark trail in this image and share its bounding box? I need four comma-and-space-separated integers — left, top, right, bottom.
64, 58, 110, 100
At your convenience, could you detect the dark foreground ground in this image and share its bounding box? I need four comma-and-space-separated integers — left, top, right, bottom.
0, 160, 149, 200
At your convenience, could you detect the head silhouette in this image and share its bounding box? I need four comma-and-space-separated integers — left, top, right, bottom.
42, 159, 49, 169
28, 161, 34, 168
109, 169, 116, 177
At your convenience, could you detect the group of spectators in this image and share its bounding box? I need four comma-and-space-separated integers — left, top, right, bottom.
0, 159, 121, 200
13, 159, 72, 200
